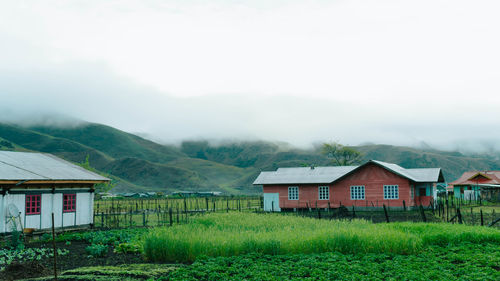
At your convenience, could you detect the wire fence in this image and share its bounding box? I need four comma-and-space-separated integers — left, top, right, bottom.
92, 195, 499, 229
93, 196, 262, 228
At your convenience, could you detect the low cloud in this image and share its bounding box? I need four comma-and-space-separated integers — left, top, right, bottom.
1, 1, 500, 153
1, 60, 500, 154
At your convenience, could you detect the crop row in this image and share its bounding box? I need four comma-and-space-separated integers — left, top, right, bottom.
143, 212, 500, 262
162, 242, 500, 281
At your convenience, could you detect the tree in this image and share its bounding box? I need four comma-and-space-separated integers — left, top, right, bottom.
320, 142, 363, 166
79, 155, 115, 193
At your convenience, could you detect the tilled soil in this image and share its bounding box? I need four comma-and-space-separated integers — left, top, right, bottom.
0, 241, 145, 281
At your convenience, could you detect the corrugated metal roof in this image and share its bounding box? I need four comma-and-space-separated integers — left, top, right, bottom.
253, 166, 358, 185
371, 160, 442, 182
0, 151, 109, 182
253, 160, 442, 185
450, 171, 500, 185
406, 168, 442, 182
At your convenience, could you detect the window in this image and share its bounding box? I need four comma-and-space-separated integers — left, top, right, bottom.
350, 185, 365, 200
26, 194, 41, 215
288, 186, 299, 200
384, 185, 399, 200
318, 186, 329, 200
63, 194, 76, 212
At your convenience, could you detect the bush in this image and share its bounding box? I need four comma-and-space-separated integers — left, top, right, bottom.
85, 244, 108, 257
114, 243, 141, 254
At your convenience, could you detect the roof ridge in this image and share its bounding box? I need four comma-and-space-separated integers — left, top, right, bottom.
0, 159, 50, 180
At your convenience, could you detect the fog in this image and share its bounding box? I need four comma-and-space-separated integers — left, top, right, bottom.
1, 1, 500, 153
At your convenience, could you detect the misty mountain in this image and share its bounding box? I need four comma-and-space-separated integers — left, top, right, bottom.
1, 122, 499, 194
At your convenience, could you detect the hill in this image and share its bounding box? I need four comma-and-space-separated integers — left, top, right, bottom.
1, 121, 500, 194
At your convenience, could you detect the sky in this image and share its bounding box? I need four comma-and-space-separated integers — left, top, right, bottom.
1, 0, 500, 151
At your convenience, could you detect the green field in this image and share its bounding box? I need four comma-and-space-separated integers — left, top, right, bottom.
5, 212, 500, 281
165, 243, 500, 281
143, 213, 500, 263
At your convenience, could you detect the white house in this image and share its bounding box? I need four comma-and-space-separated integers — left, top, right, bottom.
0, 151, 109, 233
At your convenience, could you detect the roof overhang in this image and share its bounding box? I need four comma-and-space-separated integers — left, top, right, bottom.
0, 180, 109, 185
467, 172, 491, 181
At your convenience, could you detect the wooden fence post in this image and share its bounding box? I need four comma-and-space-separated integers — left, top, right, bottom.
419, 204, 427, 222
51, 213, 58, 281
383, 204, 389, 223
480, 209, 484, 226
457, 208, 463, 224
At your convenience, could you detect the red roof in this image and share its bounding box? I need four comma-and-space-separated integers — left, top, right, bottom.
450, 171, 500, 186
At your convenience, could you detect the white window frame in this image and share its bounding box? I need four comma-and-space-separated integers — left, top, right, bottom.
383, 185, 399, 200
350, 185, 365, 200
318, 186, 329, 200
288, 186, 299, 200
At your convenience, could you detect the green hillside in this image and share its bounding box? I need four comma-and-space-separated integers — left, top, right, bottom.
357, 144, 500, 182
1, 121, 500, 194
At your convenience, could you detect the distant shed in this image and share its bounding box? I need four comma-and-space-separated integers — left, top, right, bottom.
450, 171, 500, 201
0, 151, 109, 233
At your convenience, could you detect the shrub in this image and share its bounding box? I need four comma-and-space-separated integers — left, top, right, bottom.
85, 244, 108, 257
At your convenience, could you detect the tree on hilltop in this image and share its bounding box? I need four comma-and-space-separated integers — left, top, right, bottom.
320, 142, 363, 166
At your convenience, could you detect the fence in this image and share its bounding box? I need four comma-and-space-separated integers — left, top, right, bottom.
92, 195, 499, 229
261, 196, 500, 228
93, 196, 262, 228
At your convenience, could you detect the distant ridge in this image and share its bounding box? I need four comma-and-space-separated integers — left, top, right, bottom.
0, 121, 499, 194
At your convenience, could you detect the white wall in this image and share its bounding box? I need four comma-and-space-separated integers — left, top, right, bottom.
0, 194, 4, 233
62, 212, 76, 227
25, 214, 41, 229
76, 193, 92, 225
52, 193, 63, 228
1, 189, 94, 233
2, 193, 26, 232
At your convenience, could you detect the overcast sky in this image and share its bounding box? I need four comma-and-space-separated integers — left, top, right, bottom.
1, 1, 500, 151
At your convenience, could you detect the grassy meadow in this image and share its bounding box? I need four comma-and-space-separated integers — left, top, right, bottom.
143, 213, 500, 263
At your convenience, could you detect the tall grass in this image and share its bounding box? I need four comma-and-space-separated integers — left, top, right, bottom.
143, 213, 500, 263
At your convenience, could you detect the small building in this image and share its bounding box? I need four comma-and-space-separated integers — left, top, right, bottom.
0, 151, 109, 233
171, 191, 222, 197
450, 171, 500, 201
253, 160, 445, 211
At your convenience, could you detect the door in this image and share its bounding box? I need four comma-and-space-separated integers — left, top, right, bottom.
419, 188, 427, 197
263, 193, 280, 212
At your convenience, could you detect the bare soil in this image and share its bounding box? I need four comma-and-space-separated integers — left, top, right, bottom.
0, 241, 145, 281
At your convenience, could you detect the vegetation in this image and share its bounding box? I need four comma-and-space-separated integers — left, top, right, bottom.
2, 122, 500, 193
0, 248, 68, 270
45, 228, 147, 246
143, 213, 500, 263
25, 264, 178, 281
320, 141, 363, 166
165, 243, 500, 281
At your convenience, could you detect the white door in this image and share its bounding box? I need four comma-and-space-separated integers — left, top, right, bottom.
263, 193, 280, 212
